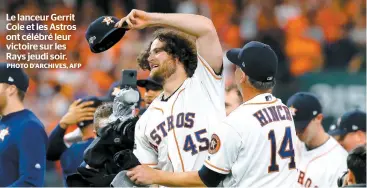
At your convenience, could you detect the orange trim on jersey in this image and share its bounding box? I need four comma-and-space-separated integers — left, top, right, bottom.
204, 160, 230, 173
242, 99, 278, 106
142, 163, 158, 166
304, 144, 339, 173
198, 55, 222, 80
171, 89, 185, 114
170, 89, 186, 172
152, 107, 164, 114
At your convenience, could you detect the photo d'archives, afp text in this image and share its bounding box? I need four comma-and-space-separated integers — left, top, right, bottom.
6, 63, 82, 69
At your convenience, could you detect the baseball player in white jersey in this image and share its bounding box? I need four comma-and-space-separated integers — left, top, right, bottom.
287, 92, 348, 188
115, 10, 225, 172
126, 41, 300, 187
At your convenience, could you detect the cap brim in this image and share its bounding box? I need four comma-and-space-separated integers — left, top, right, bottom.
328, 128, 347, 136
294, 120, 312, 132
137, 80, 162, 90
226, 48, 242, 66
137, 80, 148, 87
98, 95, 114, 102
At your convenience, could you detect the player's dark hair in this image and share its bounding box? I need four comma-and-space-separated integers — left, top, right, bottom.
17, 88, 25, 101
248, 76, 276, 92
347, 144, 366, 184
94, 102, 113, 132
137, 28, 197, 78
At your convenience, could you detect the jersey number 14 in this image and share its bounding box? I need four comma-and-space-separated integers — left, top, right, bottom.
268, 126, 296, 173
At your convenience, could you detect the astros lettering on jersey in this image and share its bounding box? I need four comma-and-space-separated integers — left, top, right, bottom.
295, 137, 348, 188
204, 94, 299, 187
134, 54, 225, 172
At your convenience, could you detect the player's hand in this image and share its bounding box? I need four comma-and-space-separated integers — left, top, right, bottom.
126, 165, 158, 185
59, 99, 96, 129
115, 9, 152, 30
112, 87, 121, 96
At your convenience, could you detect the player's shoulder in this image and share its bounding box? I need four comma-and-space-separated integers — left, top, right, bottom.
223, 107, 259, 136
20, 113, 45, 130
17, 116, 47, 139
333, 140, 348, 157
328, 137, 348, 158
136, 109, 151, 128
192, 53, 223, 79
136, 105, 164, 131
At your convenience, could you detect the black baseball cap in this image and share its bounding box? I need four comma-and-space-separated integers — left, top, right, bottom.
137, 77, 163, 91
226, 41, 278, 82
77, 96, 103, 128
0, 63, 29, 92
86, 16, 128, 53
286, 92, 322, 132
329, 109, 366, 136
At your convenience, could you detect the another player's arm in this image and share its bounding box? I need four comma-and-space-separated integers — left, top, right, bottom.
115, 10, 223, 73
127, 165, 229, 187
46, 99, 95, 160
46, 124, 68, 160
128, 166, 204, 187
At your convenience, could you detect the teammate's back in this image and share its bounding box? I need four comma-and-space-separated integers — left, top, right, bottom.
212, 95, 298, 187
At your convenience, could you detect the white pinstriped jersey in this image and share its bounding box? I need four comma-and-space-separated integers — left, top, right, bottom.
133, 54, 225, 172
295, 137, 347, 188
204, 94, 299, 187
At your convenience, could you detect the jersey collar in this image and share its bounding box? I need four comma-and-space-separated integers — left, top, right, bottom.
152, 79, 189, 104
0, 109, 30, 122
243, 93, 277, 105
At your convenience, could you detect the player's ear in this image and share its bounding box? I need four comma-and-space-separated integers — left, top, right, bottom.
239, 71, 246, 83
347, 169, 356, 185
315, 113, 323, 121
5, 84, 18, 97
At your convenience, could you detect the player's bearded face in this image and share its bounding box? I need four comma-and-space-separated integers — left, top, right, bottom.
151, 57, 176, 81
148, 39, 177, 82
0, 84, 8, 115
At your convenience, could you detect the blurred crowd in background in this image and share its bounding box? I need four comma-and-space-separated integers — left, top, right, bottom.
0, 0, 366, 186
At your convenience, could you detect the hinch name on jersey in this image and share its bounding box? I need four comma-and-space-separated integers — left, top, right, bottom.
150, 112, 196, 145
253, 105, 293, 126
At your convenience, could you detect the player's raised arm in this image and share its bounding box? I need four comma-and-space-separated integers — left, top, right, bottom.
127, 165, 205, 187
115, 9, 223, 73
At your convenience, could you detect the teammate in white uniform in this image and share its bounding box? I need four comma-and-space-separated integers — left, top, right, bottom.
287, 92, 348, 188
115, 10, 225, 172
126, 41, 299, 187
